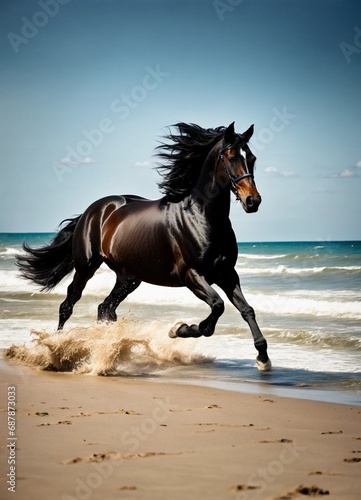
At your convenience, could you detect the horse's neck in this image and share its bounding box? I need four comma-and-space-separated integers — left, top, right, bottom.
167, 193, 230, 257
191, 151, 231, 221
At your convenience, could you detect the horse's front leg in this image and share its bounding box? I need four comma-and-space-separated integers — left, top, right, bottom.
169, 269, 224, 339
217, 270, 272, 371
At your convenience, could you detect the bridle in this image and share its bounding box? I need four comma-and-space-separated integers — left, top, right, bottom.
219, 140, 256, 200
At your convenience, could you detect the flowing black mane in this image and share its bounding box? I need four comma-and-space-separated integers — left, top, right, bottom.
156, 123, 226, 201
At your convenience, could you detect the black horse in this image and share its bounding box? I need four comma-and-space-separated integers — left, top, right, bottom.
17, 122, 271, 371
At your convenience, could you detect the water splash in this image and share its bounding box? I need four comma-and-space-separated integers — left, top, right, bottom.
4, 320, 213, 376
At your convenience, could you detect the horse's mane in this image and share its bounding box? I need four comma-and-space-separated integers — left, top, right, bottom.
156, 123, 225, 201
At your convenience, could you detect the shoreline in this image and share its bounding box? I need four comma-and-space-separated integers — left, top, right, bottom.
146, 374, 361, 408
1, 358, 361, 500
2, 344, 360, 408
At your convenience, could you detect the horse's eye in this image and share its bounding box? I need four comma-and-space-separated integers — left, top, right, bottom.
228, 155, 236, 161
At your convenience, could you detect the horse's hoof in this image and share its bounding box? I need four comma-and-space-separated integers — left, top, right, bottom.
168, 321, 184, 338
256, 357, 272, 372
189, 324, 202, 338
169, 322, 201, 338
177, 323, 200, 338
168, 329, 178, 339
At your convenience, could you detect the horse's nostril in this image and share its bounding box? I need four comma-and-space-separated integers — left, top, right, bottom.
246, 196, 254, 208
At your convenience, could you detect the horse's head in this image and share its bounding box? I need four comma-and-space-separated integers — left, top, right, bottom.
220, 122, 261, 213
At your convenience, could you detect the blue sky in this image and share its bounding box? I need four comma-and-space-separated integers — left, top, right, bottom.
1, 0, 360, 241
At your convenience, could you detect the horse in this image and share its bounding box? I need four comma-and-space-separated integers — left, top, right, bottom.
17, 121, 271, 371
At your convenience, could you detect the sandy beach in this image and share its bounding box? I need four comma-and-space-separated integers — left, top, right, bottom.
0, 358, 360, 500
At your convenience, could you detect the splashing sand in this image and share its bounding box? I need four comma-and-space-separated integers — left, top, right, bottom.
4, 320, 213, 375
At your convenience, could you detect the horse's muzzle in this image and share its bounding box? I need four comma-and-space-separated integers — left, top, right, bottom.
243, 194, 262, 213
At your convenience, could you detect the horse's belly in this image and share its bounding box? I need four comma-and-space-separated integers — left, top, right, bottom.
110, 244, 183, 286
106, 216, 182, 286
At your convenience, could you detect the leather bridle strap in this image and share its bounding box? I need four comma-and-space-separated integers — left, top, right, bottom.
220, 153, 253, 178
219, 144, 254, 200
220, 143, 254, 179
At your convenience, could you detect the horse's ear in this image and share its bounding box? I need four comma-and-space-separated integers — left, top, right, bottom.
242, 124, 254, 142
224, 122, 235, 144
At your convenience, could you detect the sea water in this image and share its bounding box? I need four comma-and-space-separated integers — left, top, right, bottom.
1, 234, 360, 405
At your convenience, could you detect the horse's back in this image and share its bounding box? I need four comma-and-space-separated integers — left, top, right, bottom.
72, 194, 175, 282
72, 194, 155, 262
102, 197, 180, 285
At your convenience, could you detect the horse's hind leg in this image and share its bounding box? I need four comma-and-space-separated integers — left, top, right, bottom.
58, 265, 99, 330
170, 269, 225, 338
98, 275, 141, 323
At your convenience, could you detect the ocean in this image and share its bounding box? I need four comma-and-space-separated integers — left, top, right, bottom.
1, 234, 360, 406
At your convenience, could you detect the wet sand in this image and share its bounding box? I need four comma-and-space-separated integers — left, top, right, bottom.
0, 359, 360, 500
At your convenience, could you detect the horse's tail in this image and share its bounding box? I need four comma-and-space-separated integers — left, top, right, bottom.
16, 216, 82, 291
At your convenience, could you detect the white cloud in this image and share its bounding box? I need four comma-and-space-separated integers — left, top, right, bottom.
329, 166, 360, 178
134, 160, 150, 168
329, 161, 361, 178
58, 156, 95, 165
81, 156, 96, 164
264, 166, 295, 177
59, 156, 74, 165
281, 170, 296, 177
264, 166, 277, 174
340, 168, 354, 177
